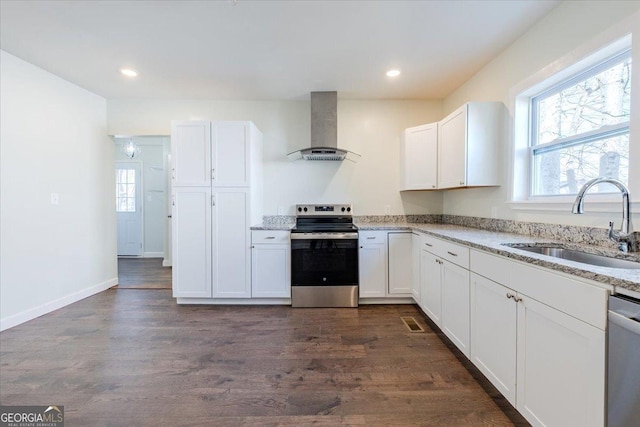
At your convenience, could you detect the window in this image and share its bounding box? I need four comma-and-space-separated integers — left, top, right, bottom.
529, 50, 631, 196
116, 168, 136, 212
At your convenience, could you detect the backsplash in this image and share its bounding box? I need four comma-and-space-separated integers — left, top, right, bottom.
262, 214, 638, 250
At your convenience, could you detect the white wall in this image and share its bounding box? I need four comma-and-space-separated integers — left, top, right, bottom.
107, 99, 444, 216
0, 50, 117, 330
441, 1, 640, 228
114, 136, 168, 256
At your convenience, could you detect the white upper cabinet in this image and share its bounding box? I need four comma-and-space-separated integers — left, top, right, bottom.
438, 102, 504, 189
171, 121, 211, 187
399, 123, 438, 190
212, 122, 250, 187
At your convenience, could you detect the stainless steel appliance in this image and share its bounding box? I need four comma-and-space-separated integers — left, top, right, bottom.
290, 204, 358, 307
608, 293, 640, 427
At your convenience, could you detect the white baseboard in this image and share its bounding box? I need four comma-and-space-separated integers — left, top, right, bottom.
0, 277, 118, 331
143, 252, 164, 258
162, 259, 172, 267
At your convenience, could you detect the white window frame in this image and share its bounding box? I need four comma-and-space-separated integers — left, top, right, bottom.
508, 31, 639, 213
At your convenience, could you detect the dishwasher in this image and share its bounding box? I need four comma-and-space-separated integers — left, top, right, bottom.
608, 294, 640, 427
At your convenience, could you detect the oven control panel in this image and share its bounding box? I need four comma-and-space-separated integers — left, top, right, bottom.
295, 204, 352, 216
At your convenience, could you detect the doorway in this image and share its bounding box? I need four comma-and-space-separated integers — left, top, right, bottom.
116, 162, 143, 256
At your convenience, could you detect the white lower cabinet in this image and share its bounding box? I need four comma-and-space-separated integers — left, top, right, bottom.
420, 249, 442, 325
419, 235, 470, 356
470, 273, 517, 404
358, 231, 388, 298
440, 261, 470, 357
469, 249, 606, 427
388, 232, 412, 294
411, 233, 421, 301
172, 187, 212, 298
516, 295, 605, 427
211, 188, 251, 298
251, 231, 290, 298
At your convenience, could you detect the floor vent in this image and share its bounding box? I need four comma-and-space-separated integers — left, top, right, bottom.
401, 317, 425, 333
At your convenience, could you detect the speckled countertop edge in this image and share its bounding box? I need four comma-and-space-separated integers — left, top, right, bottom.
357, 222, 640, 294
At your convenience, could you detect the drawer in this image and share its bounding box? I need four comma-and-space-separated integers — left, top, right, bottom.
252, 230, 290, 244
422, 234, 469, 269
470, 249, 510, 285
359, 231, 388, 243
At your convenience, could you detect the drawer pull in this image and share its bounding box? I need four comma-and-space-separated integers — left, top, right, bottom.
367, 236, 376, 239
265, 236, 275, 239
424, 243, 433, 247
447, 251, 458, 257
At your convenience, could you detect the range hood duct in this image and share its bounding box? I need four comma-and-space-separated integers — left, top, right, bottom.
287, 91, 361, 162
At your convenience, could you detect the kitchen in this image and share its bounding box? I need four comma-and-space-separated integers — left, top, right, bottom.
2, 1, 640, 426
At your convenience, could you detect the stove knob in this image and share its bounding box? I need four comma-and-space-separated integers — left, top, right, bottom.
297, 207, 302, 212
341, 207, 346, 212
303, 207, 308, 212
347, 207, 351, 212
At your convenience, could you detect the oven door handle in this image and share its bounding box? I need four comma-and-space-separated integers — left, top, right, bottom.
291, 232, 359, 240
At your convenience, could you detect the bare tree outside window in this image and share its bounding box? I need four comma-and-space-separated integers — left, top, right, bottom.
530, 51, 631, 196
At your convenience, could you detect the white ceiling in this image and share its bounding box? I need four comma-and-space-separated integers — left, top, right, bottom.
0, 0, 559, 100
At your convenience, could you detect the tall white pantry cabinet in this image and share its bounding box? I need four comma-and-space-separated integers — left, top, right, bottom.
171, 121, 263, 300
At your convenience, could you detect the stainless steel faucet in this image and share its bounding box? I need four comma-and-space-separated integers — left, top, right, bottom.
572, 177, 636, 252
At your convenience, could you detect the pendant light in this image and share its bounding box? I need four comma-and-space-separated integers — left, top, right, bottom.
122, 139, 141, 159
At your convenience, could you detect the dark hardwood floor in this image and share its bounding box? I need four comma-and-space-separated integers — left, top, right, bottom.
0, 289, 528, 426
116, 257, 172, 289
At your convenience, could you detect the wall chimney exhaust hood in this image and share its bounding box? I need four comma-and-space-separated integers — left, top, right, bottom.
287, 91, 361, 162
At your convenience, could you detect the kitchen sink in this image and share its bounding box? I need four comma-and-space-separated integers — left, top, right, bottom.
503, 244, 640, 270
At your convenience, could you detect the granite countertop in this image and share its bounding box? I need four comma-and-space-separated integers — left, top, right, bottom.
356, 222, 640, 295
251, 224, 294, 231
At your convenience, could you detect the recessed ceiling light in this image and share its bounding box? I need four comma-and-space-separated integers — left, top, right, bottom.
386, 69, 401, 77
120, 68, 138, 77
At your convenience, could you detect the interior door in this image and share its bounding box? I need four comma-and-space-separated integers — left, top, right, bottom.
116, 162, 143, 256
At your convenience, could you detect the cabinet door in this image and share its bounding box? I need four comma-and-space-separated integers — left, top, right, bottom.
420, 250, 442, 325
171, 121, 211, 186
172, 187, 211, 297
359, 235, 387, 298
388, 232, 412, 295
438, 105, 467, 189
411, 233, 421, 302
212, 122, 250, 187
441, 260, 471, 356
516, 295, 605, 427
212, 188, 251, 298
470, 273, 517, 405
252, 244, 291, 298
400, 123, 437, 190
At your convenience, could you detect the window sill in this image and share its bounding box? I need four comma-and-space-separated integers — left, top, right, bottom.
507, 198, 639, 213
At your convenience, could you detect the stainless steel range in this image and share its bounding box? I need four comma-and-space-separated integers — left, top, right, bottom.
290, 204, 358, 308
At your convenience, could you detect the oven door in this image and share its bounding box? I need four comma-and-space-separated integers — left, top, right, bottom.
290, 232, 359, 286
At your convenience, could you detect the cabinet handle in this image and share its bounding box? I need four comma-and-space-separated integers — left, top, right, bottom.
447, 251, 458, 257
367, 236, 376, 239
251, 245, 255, 248
506, 293, 514, 300
172, 196, 176, 206
265, 236, 275, 239
171, 168, 176, 180
211, 168, 215, 180
459, 181, 465, 185
211, 195, 215, 206
424, 243, 433, 247
432, 185, 436, 188
360, 246, 363, 249
514, 296, 523, 303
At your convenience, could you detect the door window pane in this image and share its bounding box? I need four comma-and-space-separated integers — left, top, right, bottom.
116, 168, 136, 212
